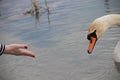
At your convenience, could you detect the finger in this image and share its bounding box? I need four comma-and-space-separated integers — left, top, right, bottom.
18, 49, 35, 58
13, 44, 28, 49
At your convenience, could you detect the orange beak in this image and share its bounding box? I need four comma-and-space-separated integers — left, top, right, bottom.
87, 37, 97, 54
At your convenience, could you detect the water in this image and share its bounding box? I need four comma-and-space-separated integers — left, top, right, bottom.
0, 0, 120, 80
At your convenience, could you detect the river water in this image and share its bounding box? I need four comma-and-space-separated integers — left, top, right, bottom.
0, 0, 120, 80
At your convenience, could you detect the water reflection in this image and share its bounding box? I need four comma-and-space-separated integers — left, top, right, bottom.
104, 0, 120, 14
44, 0, 50, 24
104, 0, 110, 14
23, 0, 50, 24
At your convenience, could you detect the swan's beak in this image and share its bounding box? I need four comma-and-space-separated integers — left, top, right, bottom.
87, 36, 97, 54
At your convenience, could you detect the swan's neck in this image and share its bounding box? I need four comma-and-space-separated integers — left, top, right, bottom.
96, 14, 120, 29
93, 14, 120, 39
98, 14, 120, 62
95, 14, 120, 62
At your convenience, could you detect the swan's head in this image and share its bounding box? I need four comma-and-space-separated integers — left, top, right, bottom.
87, 21, 106, 54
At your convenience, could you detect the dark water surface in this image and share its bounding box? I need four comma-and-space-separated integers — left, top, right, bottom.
0, 0, 120, 80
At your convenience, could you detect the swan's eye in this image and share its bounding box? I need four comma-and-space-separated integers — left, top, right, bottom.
87, 30, 97, 40
87, 34, 91, 40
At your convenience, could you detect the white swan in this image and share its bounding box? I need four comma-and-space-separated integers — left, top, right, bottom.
87, 14, 120, 63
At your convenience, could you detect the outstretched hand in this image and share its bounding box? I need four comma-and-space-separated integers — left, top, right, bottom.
4, 44, 35, 58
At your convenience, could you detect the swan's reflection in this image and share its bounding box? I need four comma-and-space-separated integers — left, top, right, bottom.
114, 40, 120, 73
114, 62, 120, 73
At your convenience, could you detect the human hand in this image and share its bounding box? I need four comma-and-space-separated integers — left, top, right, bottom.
4, 44, 35, 58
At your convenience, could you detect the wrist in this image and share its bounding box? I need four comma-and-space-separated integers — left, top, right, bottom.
0, 44, 5, 56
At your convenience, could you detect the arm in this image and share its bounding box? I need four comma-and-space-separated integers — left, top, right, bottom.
0, 44, 35, 58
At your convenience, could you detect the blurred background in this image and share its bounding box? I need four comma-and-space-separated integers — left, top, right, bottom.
0, 0, 120, 80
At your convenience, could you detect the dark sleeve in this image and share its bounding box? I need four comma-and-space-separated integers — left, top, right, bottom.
0, 44, 5, 56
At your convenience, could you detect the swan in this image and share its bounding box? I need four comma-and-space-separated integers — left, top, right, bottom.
87, 14, 120, 63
